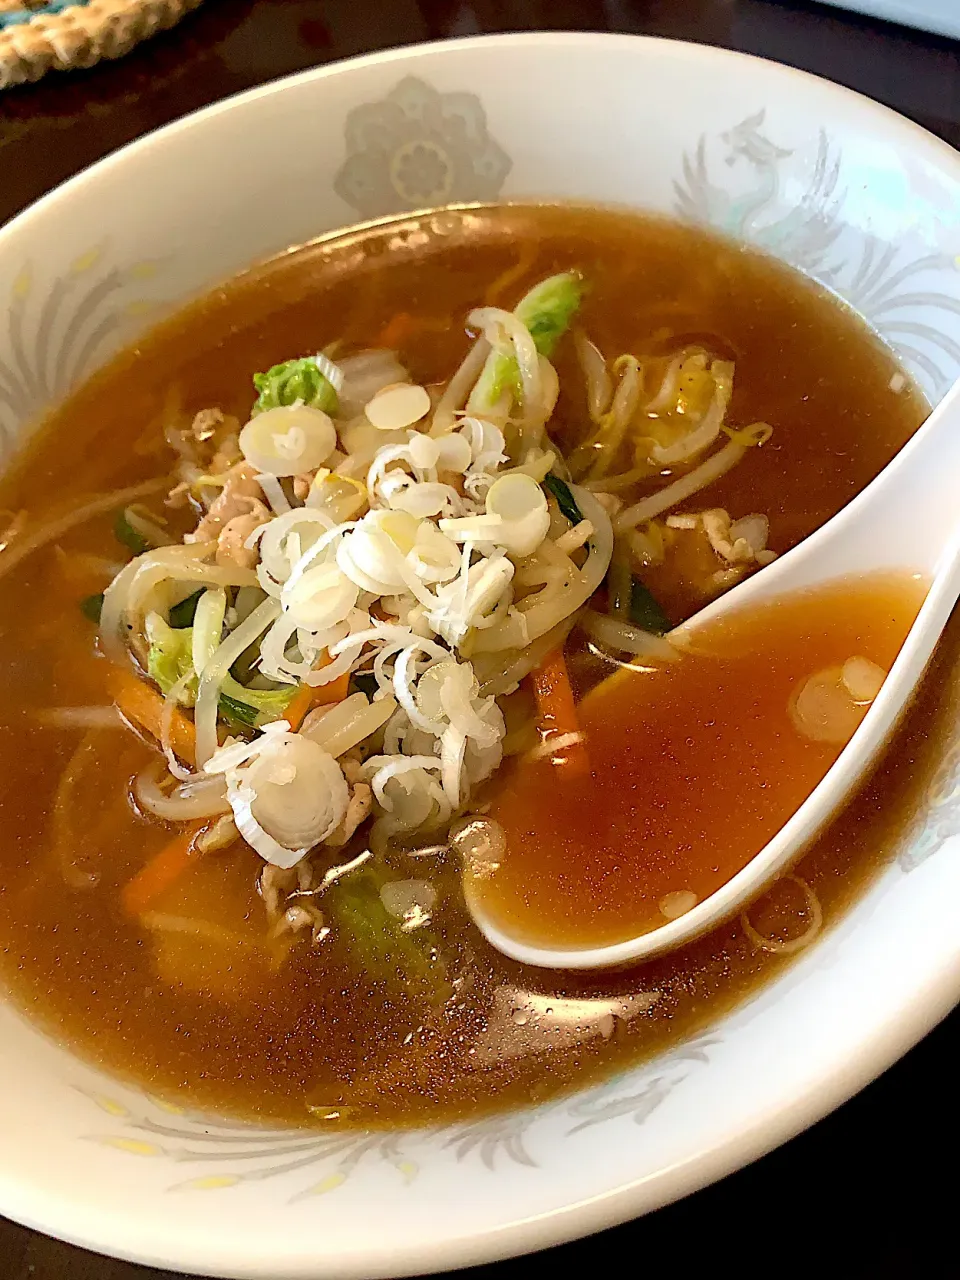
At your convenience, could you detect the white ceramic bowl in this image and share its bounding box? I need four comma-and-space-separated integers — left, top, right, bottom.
2, 33, 960, 1279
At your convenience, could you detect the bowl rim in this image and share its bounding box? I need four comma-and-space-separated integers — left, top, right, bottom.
1, 28, 959, 1278
3, 27, 960, 257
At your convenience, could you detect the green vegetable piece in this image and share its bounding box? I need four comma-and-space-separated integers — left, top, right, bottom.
543, 474, 584, 526
471, 271, 583, 410
252, 357, 338, 416
145, 614, 194, 696
168, 588, 204, 630
218, 691, 260, 729
350, 671, 378, 698
607, 556, 632, 621
146, 607, 292, 726
608, 557, 670, 635
219, 673, 294, 726
628, 578, 671, 636
327, 862, 450, 1006
79, 593, 103, 624
80, 593, 104, 624
515, 271, 584, 358
114, 510, 149, 555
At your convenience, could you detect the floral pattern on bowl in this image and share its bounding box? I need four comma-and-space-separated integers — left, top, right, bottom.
334, 76, 512, 218
77, 1032, 720, 1199
0, 245, 165, 458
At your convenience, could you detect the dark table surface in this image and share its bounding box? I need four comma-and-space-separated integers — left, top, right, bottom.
2, 1, 959, 1275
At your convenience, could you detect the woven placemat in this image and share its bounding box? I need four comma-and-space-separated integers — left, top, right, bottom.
0, 0, 204, 90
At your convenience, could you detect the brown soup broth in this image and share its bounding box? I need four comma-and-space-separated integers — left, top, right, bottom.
473, 573, 927, 949
0, 205, 932, 1128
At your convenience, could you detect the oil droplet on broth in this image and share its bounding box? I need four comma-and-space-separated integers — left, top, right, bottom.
469, 573, 926, 951
659, 890, 698, 919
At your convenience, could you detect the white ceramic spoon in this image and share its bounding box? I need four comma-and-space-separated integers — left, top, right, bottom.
469, 377, 960, 970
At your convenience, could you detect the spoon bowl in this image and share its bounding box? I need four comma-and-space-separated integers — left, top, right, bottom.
468, 376, 960, 969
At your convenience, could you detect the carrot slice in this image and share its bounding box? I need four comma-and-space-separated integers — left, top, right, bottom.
529, 648, 590, 774
121, 823, 206, 916
378, 311, 417, 349
110, 667, 195, 766
115, 646, 349, 916
285, 668, 351, 732
123, 666, 350, 914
